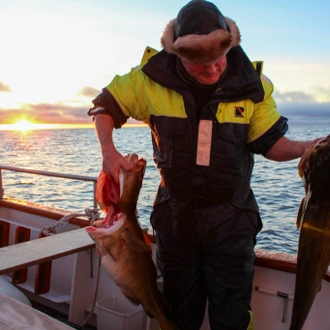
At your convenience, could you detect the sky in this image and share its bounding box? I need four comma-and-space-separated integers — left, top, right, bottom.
1, 0, 330, 128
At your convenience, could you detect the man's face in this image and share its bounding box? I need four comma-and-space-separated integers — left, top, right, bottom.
181, 56, 227, 85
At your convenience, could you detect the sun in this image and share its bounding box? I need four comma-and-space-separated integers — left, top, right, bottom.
14, 119, 34, 132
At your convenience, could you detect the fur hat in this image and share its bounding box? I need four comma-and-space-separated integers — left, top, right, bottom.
161, 0, 241, 65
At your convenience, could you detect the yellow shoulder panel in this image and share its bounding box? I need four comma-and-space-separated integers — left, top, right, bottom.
140, 46, 158, 66
247, 73, 281, 142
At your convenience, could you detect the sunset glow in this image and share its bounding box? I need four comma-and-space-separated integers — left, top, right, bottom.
0, 121, 143, 131
0, 122, 94, 131
13, 119, 34, 132
0, 1, 330, 127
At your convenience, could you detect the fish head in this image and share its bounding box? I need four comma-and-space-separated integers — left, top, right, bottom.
119, 154, 146, 214
94, 153, 146, 226
299, 135, 330, 202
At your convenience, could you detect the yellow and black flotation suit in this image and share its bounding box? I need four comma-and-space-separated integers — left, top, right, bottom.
90, 46, 288, 212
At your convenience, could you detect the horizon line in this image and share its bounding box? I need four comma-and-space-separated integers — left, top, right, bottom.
0, 122, 147, 131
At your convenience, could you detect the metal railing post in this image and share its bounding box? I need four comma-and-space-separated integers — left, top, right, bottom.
93, 182, 97, 209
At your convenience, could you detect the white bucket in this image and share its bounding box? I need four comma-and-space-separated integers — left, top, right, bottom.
96, 296, 143, 330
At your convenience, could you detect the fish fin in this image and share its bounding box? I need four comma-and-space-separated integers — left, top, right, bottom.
142, 231, 152, 253
124, 232, 151, 253
94, 246, 103, 258
296, 197, 305, 230
102, 246, 118, 261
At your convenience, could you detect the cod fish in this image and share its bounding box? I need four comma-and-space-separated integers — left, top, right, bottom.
85, 154, 178, 330
290, 135, 330, 330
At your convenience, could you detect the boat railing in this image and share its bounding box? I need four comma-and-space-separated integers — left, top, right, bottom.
0, 164, 98, 208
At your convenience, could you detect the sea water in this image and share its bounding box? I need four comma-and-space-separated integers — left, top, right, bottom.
0, 123, 329, 254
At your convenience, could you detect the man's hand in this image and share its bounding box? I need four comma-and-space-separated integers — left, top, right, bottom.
94, 114, 135, 183
102, 148, 134, 184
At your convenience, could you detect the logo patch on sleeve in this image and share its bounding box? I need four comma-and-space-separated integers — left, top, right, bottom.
235, 106, 245, 118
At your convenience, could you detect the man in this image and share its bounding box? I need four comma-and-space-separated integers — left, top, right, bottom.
88, 1, 320, 329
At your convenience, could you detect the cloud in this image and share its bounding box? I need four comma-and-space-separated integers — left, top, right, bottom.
78, 86, 100, 98
0, 88, 328, 127
274, 86, 330, 104
310, 86, 330, 103
0, 82, 11, 92
0, 103, 93, 124
277, 101, 330, 125
273, 90, 330, 123
273, 90, 316, 103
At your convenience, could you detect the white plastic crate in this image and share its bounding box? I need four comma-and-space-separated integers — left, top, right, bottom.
96, 296, 143, 330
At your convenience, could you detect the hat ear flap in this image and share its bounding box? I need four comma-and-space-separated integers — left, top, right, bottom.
161, 19, 176, 55
225, 17, 241, 47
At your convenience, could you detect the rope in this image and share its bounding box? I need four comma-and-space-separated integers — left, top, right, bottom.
39, 207, 104, 327
80, 254, 102, 327
40, 208, 103, 236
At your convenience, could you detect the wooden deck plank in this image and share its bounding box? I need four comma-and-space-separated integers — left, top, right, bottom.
0, 228, 95, 275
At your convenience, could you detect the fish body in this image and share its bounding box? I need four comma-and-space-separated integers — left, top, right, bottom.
86, 154, 178, 330
290, 136, 330, 330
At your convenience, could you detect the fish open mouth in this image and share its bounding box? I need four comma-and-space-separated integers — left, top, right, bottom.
91, 209, 123, 229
